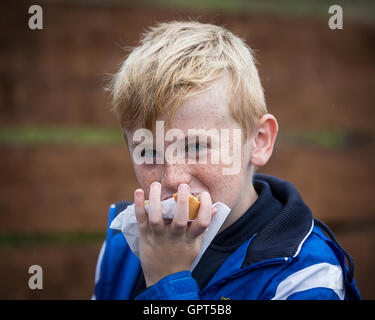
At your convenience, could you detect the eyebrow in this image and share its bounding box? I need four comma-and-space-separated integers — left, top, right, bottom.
130, 140, 154, 149
129, 131, 218, 149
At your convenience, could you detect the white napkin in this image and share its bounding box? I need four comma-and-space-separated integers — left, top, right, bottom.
110, 197, 231, 271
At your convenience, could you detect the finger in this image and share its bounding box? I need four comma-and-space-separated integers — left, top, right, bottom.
170, 183, 190, 237
148, 181, 164, 235
187, 191, 212, 240
134, 188, 149, 236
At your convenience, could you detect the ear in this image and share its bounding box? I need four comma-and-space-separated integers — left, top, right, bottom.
250, 114, 278, 167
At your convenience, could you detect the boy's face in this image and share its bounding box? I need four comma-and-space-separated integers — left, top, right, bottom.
125, 76, 254, 211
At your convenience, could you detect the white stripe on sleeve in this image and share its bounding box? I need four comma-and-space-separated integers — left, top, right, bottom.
91, 241, 107, 300
271, 262, 345, 300
95, 241, 106, 284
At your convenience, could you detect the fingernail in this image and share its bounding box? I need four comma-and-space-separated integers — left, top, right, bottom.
151, 181, 161, 189
135, 189, 143, 198
178, 184, 189, 192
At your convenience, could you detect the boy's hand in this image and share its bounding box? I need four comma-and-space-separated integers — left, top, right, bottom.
134, 182, 216, 287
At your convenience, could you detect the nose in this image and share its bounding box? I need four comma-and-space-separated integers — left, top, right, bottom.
162, 164, 192, 192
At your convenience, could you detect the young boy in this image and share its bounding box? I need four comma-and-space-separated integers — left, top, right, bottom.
93, 21, 360, 300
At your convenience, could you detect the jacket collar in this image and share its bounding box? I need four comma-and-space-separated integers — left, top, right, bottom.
242, 174, 314, 267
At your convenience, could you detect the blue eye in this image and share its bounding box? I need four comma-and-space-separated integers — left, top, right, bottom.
141, 149, 157, 158
188, 143, 206, 153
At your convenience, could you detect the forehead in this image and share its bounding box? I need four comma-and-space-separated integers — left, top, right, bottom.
168, 77, 234, 130
126, 75, 239, 140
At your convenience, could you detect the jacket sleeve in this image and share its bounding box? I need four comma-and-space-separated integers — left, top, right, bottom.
282, 287, 342, 300
267, 262, 346, 300
135, 271, 200, 300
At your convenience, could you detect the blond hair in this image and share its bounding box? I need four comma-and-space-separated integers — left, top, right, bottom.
109, 21, 267, 141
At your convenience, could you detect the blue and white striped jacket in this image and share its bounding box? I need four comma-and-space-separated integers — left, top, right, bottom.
93, 174, 361, 300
